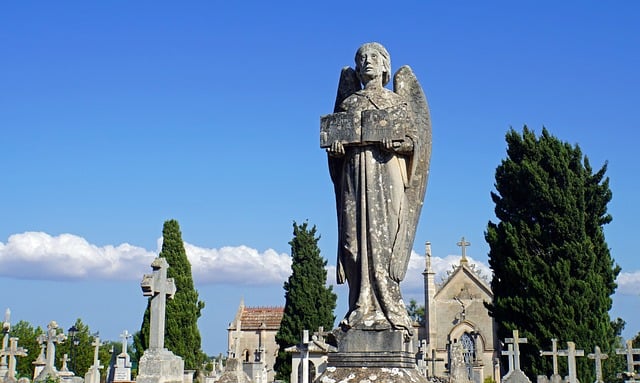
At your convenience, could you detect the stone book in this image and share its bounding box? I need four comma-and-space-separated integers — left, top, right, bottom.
320, 104, 409, 148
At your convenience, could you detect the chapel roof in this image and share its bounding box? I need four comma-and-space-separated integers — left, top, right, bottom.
229, 303, 284, 331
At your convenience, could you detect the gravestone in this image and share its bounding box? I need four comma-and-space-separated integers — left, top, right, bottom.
84, 335, 103, 383
587, 346, 608, 383
318, 41, 431, 383
0, 337, 27, 383
111, 330, 132, 383
558, 342, 584, 383
501, 330, 531, 383
136, 257, 184, 383
616, 340, 640, 382
32, 334, 46, 380
35, 320, 66, 382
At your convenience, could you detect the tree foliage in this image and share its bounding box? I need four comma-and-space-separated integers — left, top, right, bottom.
274, 221, 337, 383
486, 127, 620, 381
9, 320, 43, 378
407, 299, 425, 326
134, 219, 206, 370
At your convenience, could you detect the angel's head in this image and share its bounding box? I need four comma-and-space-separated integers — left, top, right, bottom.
355, 42, 391, 87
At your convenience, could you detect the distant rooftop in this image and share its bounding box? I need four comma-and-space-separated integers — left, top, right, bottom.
231, 306, 284, 330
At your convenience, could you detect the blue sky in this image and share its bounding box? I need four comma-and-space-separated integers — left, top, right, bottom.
1, 2, 639, 356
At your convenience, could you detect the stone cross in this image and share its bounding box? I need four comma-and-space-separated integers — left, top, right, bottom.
502, 344, 515, 373
44, 321, 66, 371
504, 330, 527, 371
60, 353, 71, 372
301, 330, 310, 383
0, 308, 11, 377
457, 237, 471, 262
558, 341, 584, 383
616, 339, 640, 377
88, 335, 104, 370
424, 347, 445, 377
119, 330, 131, 356
540, 338, 561, 376
0, 337, 27, 381
35, 334, 47, 364
588, 346, 608, 383
141, 257, 176, 350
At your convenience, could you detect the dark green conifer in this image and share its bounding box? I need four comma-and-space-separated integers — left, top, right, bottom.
486, 127, 620, 381
134, 219, 206, 370
274, 221, 337, 383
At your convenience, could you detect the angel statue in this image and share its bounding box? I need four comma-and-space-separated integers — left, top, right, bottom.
321, 42, 431, 336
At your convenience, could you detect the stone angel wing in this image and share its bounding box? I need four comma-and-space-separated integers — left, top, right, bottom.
389, 65, 432, 282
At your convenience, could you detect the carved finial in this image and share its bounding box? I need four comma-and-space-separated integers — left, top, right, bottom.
425, 241, 432, 271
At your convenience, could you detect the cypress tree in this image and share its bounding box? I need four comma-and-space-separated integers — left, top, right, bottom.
486, 127, 620, 382
274, 221, 337, 383
134, 219, 206, 370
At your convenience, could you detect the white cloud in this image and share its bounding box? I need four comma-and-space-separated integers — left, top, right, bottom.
617, 271, 640, 296
0, 232, 155, 280
0, 232, 291, 286
401, 252, 492, 293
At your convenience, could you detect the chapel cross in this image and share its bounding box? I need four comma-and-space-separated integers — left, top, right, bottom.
457, 237, 471, 262
504, 330, 527, 372
588, 346, 608, 383
141, 257, 176, 350
0, 337, 27, 382
616, 339, 640, 377
540, 338, 561, 377
558, 341, 585, 383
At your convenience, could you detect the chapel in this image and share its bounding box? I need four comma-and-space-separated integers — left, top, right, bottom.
423, 239, 501, 383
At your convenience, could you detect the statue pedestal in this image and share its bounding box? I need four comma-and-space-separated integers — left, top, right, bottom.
136, 349, 184, 383
316, 329, 430, 383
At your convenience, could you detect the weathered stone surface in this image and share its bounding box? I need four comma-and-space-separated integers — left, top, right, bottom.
318, 366, 429, 383
136, 349, 184, 383
323, 42, 431, 336
217, 359, 251, 383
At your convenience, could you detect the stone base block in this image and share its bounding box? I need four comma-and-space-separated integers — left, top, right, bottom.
317, 366, 429, 383
333, 328, 411, 353
137, 349, 184, 383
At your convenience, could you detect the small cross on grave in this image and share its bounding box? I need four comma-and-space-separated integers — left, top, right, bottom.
425, 346, 445, 377
616, 339, 640, 380
540, 338, 561, 377
588, 346, 608, 383
91, 335, 104, 370
502, 344, 515, 373
119, 330, 131, 356
301, 330, 310, 383
558, 341, 584, 383
0, 337, 27, 383
40, 320, 66, 378
141, 257, 176, 350
504, 330, 527, 372
457, 237, 471, 263
312, 326, 329, 343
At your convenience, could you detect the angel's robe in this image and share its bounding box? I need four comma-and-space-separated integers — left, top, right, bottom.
329, 86, 416, 334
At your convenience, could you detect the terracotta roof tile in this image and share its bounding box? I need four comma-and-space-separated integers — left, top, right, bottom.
239, 307, 284, 330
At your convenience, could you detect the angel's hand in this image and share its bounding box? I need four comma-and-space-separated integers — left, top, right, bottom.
381, 138, 395, 152
327, 141, 345, 157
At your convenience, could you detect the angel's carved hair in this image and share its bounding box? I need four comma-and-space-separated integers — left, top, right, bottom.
355, 42, 391, 86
